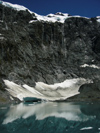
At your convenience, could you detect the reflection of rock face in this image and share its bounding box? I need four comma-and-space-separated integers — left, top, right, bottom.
3, 102, 95, 124
0, 2, 100, 102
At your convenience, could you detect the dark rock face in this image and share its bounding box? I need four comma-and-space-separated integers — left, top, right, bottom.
0, 3, 100, 103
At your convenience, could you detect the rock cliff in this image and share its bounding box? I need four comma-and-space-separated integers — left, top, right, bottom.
0, 1, 100, 103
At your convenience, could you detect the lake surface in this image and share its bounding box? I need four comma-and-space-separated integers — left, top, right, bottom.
0, 102, 100, 133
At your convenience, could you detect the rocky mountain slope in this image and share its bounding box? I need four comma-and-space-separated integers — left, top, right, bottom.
0, 1, 100, 103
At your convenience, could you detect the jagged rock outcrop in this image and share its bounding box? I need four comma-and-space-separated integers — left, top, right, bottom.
0, 1, 100, 103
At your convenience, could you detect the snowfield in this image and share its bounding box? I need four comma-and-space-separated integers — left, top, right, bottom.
4, 78, 92, 101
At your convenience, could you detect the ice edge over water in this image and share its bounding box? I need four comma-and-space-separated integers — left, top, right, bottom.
3, 78, 92, 101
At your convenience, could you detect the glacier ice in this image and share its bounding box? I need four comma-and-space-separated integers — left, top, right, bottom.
4, 78, 92, 102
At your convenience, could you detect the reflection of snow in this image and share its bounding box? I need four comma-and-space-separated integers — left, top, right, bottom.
80, 127, 93, 130
2, 102, 95, 124
4, 78, 92, 101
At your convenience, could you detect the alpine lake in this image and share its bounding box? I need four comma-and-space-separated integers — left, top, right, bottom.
0, 101, 100, 133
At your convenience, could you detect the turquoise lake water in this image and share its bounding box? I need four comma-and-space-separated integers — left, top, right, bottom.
0, 102, 100, 133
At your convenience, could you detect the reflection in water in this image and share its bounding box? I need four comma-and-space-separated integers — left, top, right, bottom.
2, 102, 96, 124
1, 102, 100, 133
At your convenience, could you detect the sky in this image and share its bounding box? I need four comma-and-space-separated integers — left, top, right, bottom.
1, 0, 100, 18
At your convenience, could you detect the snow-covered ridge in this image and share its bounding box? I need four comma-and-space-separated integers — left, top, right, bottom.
31, 12, 70, 23
0, 1, 89, 23
1, 1, 26, 11
0, 1, 99, 23
33, 13, 90, 23
0, 1, 32, 13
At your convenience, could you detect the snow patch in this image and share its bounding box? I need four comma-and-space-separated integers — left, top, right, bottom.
29, 12, 70, 23
29, 13, 89, 23
96, 16, 100, 19
1, 1, 32, 13
96, 16, 100, 22
2, 1, 26, 11
97, 19, 100, 23
3, 78, 92, 102
80, 64, 100, 69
